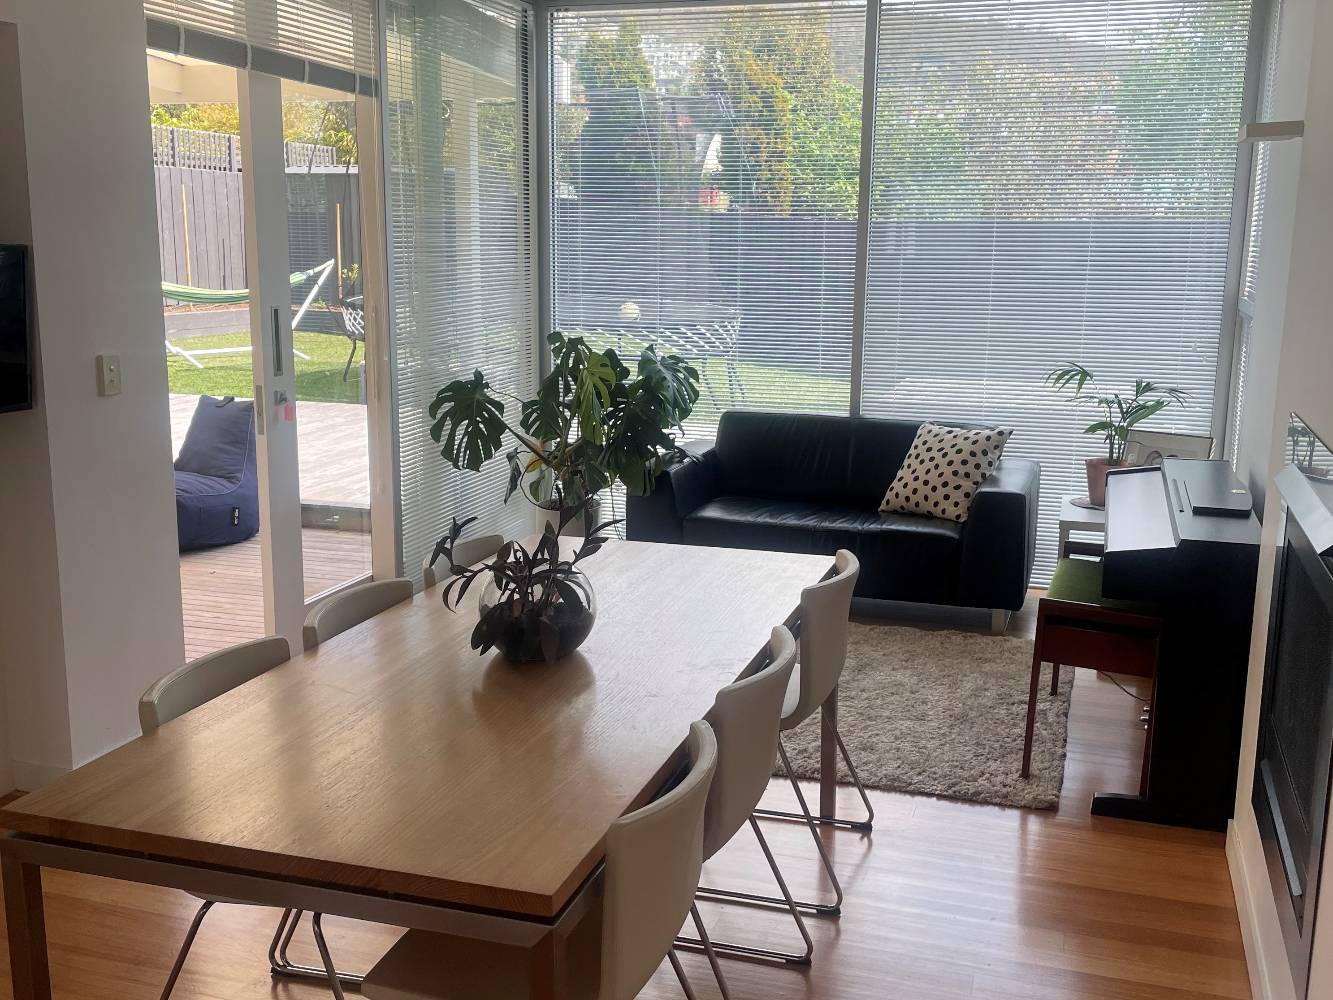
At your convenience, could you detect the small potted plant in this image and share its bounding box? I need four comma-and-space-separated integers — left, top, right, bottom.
1045, 363, 1188, 507
429, 508, 620, 663
428, 332, 701, 533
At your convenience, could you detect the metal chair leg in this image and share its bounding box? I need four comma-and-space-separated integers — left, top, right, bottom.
703, 740, 844, 917
159, 899, 214, 1000
754, 727, 874, 831
667, 949, 700, 1000
311, 912, 347, 1000
270, 908, 365, 990
681, 904, 731, 999
686, 816, 815, 965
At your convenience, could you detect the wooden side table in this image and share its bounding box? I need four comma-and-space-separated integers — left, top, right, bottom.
1058, 495, 1107, 559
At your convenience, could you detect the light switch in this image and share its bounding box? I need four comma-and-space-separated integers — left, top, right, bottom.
96, 354, 122, 397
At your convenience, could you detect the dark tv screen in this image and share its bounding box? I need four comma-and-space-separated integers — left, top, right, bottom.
0, 245, 31, 413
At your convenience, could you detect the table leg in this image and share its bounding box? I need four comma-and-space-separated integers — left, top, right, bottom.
2, 852, 52, 1000
820, 686, 838, 820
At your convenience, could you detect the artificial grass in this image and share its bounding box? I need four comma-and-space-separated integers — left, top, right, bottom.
167, 330, 363, 404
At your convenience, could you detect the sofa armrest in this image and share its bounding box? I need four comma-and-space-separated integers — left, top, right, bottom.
958, 458, 1041, 612
625, 442, 720, 544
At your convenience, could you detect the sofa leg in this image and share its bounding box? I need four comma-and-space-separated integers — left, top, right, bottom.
990, 609, 1010, 635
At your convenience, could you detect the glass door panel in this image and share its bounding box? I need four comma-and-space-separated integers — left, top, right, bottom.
151, 51, 270, 659
280, 80, 374, 602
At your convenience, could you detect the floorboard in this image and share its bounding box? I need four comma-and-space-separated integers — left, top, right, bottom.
179, 527, 372, 660
0, 593, 1250, 999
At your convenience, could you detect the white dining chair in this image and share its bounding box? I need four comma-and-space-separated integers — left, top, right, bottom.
303, 577, 414, 651
749, 549, 870, 916
359, 721, 720, 1000
139, 636, 351, 1000
421, 533, 506, 589
678, 626, 810, 998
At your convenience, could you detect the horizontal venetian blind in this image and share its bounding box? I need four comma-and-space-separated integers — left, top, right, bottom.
550, 2, 867, 434
386, 0, 537, 582
1229, 0, 1283, 463
146, 0, 377, 83
862, 0, 1251, 581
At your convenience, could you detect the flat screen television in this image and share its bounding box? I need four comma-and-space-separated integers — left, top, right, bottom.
0, 245, 31, 413
0, 246, 31, 416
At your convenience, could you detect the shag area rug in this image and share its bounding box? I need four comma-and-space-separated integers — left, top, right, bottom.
779, 624, 1072, 810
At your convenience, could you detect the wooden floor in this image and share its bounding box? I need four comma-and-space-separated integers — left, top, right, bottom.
179, 527, 372, 660
0, 596, 1250, 1000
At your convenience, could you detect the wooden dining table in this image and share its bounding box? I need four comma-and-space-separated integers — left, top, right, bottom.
0, 539, 836, 999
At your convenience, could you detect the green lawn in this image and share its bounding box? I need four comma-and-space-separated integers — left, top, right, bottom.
167, 330, 363, 403
166, 328, 848, 418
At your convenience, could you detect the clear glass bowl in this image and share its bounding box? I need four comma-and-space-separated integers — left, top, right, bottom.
476, 567, 597, 663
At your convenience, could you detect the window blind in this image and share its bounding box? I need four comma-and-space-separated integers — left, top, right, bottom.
386, 0, 537, 582
550, 2, 867, 434
146, 0, 378, 86
1228, 0, 1283, 464
862, 0, 1251, 581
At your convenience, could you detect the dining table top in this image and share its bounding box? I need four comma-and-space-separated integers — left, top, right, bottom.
0, 539, 831, 919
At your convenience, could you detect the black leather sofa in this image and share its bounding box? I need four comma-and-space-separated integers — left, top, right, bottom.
627, 410, 1040, 614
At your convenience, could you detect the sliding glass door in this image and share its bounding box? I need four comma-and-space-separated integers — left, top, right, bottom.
149, 0, 386, 652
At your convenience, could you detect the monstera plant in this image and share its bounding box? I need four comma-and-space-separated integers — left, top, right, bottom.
429, 332, 701, 522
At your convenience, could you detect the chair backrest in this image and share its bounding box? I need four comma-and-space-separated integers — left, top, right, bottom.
421, 533, 506, 590
786, 549, 860, 729
139, 635, 290, 734
702, 626, 796, 861
600, 721, 717, 1000
303, 578, 414, 651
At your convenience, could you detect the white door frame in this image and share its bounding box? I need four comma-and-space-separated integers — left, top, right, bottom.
239, 70, 307, 652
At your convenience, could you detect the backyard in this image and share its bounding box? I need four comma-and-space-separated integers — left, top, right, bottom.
167, 329, 365, 403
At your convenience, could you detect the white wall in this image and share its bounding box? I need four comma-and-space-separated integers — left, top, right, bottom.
0, 0, 185, 784
1228, 0, 1333, 996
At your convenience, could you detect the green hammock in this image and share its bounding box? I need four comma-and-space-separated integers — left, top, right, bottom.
161, 261, 332, 306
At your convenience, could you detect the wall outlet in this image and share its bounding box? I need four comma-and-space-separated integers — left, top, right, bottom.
95, 354, 122, 397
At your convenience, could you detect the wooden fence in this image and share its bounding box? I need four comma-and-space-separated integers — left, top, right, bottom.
151, 125, 338, 171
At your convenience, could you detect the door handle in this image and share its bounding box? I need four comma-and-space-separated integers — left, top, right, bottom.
272, 306, 284, 378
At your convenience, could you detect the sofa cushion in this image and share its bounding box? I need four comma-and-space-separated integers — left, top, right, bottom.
880, 422, 1012, 523
682, 496, 962, 602
712, 411, 923, 506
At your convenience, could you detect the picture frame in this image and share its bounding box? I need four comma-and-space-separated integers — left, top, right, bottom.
1123, 430, 1215, 467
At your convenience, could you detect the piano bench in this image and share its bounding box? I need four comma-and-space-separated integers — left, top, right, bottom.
1021, 558, 1163, 785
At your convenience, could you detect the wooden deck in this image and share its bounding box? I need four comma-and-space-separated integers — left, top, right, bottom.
171, 391, 374, 660
179, 528, 371, 661
169, 393, 370, 508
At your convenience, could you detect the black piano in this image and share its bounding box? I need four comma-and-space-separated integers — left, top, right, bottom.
1100, 458, 1262, 830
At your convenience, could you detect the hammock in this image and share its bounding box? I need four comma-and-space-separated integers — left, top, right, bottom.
161, 261, 333, 305
164, 260, 335, 369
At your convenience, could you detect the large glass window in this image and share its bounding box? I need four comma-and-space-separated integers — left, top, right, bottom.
551, 2, 867, 432
861, 0, 1251, 579
386, 0, 537, 581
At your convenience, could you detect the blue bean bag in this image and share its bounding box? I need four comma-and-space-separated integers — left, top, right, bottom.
174, 395, 260, 551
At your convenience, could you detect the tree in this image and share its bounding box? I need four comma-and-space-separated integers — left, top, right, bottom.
150, 99, 359, 165
570, 21, 661, 200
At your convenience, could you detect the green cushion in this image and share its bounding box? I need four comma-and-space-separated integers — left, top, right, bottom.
1047, 558, 1158, 614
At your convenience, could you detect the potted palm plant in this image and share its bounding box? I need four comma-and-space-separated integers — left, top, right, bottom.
1045, 363, 1188, 507
428, 332, 701, 531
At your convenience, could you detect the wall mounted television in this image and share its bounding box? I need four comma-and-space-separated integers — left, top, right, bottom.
0, 244, 31, 413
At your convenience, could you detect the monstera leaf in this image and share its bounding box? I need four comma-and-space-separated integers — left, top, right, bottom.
633, 348, 700, 428
429, 371, 506, 472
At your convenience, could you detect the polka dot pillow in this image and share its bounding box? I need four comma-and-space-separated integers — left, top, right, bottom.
879, 423, 1012, 523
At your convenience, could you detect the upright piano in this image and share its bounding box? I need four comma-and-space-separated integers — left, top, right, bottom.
1100, 459, 1262, 830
